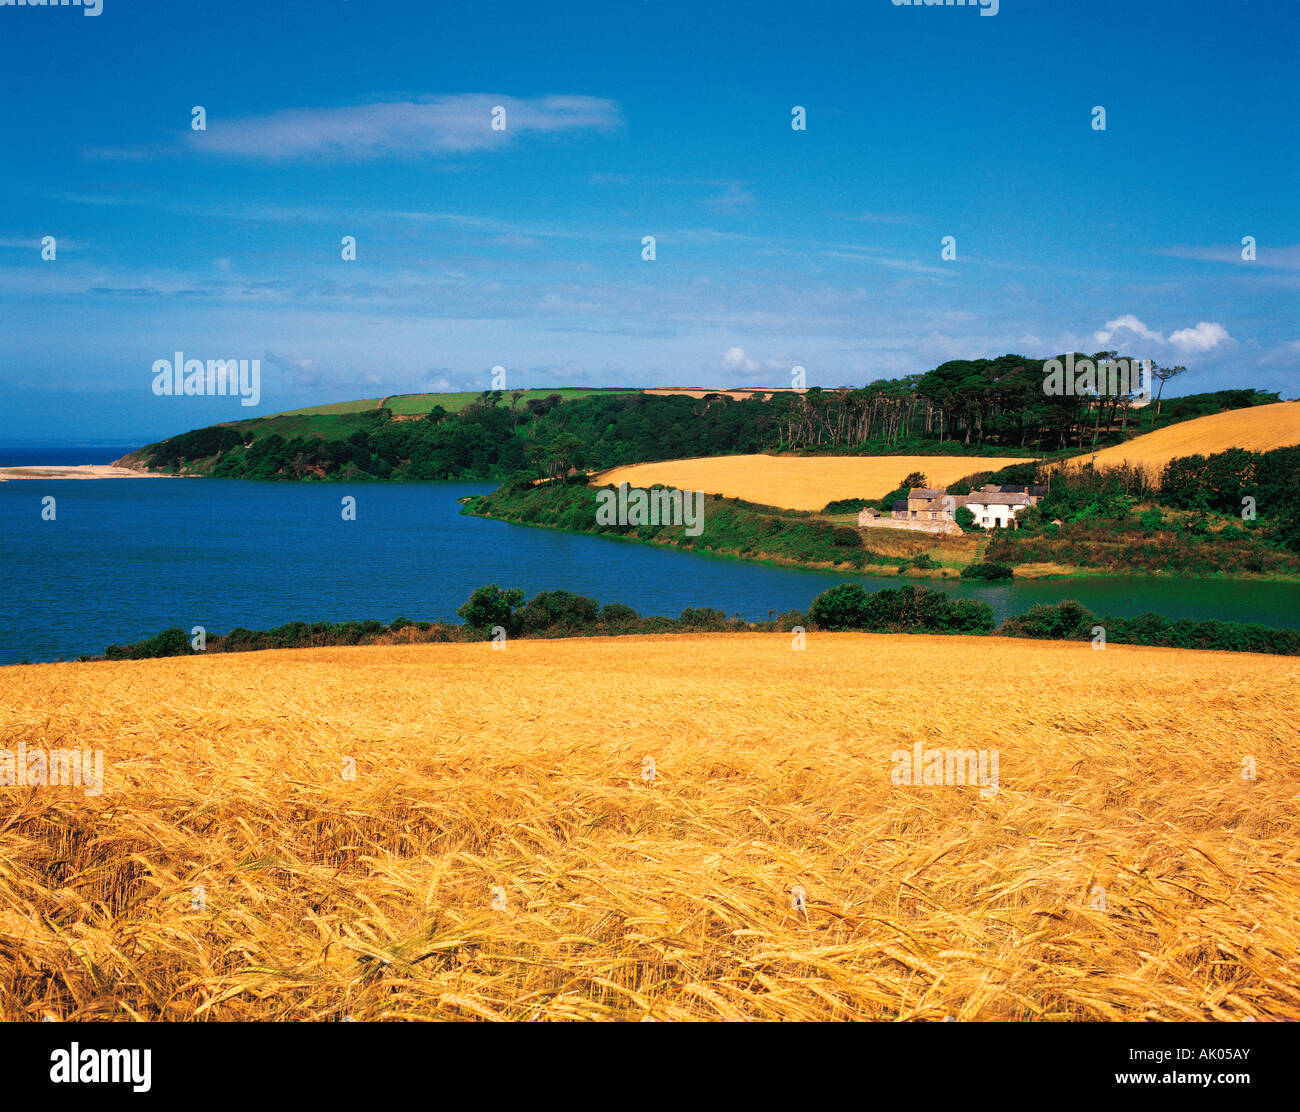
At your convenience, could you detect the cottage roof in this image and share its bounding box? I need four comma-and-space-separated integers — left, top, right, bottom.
908, 488, 947, 499
1026, 484, 1048, 496
967, 492, 1031, 506
892, 500, 909, 511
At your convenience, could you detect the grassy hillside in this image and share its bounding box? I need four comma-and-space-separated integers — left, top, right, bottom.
277, 387, 637, 419
122, 380, 1287, 487
468, 481, 917, 573
3, 633, 1296, 1020
273, 397, 387, 416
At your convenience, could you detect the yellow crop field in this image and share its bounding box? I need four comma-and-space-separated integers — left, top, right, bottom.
1073, 401, 1300, 478
3, 634, 1297, 1022
596, 454, 1031, 511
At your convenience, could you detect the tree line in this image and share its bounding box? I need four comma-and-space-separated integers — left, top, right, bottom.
98, 582, 1300, 660
136, 361, 1280, 483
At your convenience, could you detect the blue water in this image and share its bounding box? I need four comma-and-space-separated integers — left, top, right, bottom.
0, 442, 140, 467
1, 477, 1297, 664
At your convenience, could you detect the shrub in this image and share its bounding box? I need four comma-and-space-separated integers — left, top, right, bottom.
517, 590, 600, 633
809, 583, 994, 634
105, 627, 192, 660
954, 506, 978, 532
946, 599, 998, 634
457, 584, 525, 633
823, 497, 871, 514
599, 602, 640, 626
960, 561, 1013, 580
877, 486, 910, 512
808, 584, 873, 630
832, 526, 863, 548
998, 601, 1095, 641
678, 607, 731, 629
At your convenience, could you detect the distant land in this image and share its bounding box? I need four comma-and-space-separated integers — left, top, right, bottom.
109, 355, 1288, 486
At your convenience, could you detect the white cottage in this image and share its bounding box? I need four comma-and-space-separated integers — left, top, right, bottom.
961, 491, 1031, 529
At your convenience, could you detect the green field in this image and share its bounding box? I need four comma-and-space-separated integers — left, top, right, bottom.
276, 388, 637, 419
274, 397, 386, 417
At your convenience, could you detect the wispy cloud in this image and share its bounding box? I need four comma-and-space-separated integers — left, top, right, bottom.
701, 183, 756, 213
1150, 243, 1300, 270
89, 94, 622, 163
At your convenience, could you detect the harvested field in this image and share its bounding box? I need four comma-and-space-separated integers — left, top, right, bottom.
2, 634, 1296, 1021
596, 454, 1032, 511
1072, 401, 1300, 479
642, 387, 805, 400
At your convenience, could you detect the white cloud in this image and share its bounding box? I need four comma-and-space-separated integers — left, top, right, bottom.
96, 95, 621, 163
721, 346, 757, 372
1094, 314, 1165, 345
1091, 315, 1234, 358
1168, 321, 1232, 354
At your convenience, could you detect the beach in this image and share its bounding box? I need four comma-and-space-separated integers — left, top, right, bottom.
0, 464, 165, 481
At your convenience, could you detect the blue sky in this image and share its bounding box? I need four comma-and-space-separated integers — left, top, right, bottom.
0, 0, 1296, 440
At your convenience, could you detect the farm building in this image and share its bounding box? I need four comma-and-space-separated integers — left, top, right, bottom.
860, 484, 1046, 533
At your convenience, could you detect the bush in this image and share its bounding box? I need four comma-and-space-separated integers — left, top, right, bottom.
954, 506, 978, 532
678, 607, 731, 629
808, 584, 873, 631
105, 627, 191, 660
998, 602, 1300, 655
998, 601, 1095, 640
599, 602, 640, 626
984, 462, 1040, 486
809, 583, 994, 634
517, 590, 600, 633
946, 599, 998, 634
876, 486, 910, 513
457, 584, 525, 632
960, 561, 1013, 580
832, 526, 863, 548
823, 497, 870, 514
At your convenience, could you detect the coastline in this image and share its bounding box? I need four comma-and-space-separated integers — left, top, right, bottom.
0, 463, 170, 481
462, 498, 1300, 585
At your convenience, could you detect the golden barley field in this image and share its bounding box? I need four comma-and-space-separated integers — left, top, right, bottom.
2, 633, 1297, 1022
1073, 401, 1300, 478
642, 388, 805, 401
596, 454, 1031, 511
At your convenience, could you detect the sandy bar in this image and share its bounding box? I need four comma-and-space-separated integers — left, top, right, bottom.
0, 464, 170, 481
